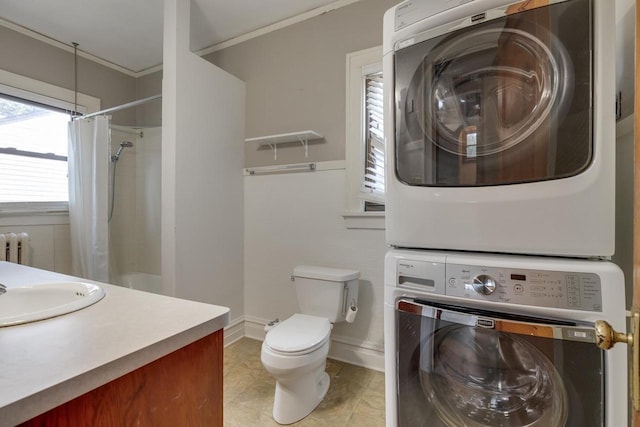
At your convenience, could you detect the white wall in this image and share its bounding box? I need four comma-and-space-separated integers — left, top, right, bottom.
0, 220, 71, 273
162, 0, 245, 322
244, 166, 387, 370
136, 127, 162, 275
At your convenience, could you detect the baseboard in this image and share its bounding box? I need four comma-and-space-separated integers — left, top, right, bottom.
329, 335, 384, 372
244, 315, 268, 341
224, 316, 245, 346
242, 315, 384, 372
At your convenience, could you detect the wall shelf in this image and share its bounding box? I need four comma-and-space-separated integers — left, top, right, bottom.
245, 130, 323, 160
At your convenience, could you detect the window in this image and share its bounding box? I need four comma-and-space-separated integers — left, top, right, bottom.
362, 70, 384, 211
344, 46, 385, 229
0, 95, 71, 202
0, 69, 100, 214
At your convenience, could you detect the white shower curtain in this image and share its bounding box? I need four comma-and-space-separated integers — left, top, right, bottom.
68, 116, 110, 282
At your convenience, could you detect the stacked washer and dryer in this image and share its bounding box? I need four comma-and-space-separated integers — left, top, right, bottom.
382, 0, 627, 426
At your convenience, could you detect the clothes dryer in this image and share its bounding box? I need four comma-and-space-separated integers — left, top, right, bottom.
383, 0, 615, 257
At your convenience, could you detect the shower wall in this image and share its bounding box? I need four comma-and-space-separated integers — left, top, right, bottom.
110, 127, 162, 283
135, 127, 162, 274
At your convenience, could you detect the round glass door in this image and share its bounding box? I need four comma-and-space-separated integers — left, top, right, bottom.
393, 0, 593, 187
409, 27, 572, 157
420, 325, 568, 426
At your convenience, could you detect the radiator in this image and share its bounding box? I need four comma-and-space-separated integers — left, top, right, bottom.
0, 232, 30, 265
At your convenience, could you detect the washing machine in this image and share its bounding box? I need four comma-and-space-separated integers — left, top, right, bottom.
384, 249, 627, 426
383, 0, 616, 257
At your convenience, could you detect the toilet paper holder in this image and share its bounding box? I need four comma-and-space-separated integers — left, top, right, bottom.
346, 299, 358, 323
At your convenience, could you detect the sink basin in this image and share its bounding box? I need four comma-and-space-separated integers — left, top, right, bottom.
0, 282, 106, 327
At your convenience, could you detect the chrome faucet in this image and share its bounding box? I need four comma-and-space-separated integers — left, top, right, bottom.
0, 284, 6, 295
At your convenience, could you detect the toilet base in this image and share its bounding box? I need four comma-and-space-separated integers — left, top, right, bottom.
272, 368, 330, 424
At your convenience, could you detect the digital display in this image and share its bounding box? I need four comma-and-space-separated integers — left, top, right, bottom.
511, 274, 527, 281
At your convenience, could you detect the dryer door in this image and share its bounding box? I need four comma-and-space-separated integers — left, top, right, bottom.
394, 0, 591, 187
395, 299, 604, 427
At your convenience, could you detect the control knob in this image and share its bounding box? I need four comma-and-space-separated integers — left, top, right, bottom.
473, 274, 496, 295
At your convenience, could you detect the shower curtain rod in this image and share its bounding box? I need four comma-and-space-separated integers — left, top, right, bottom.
78, 94, 162, 120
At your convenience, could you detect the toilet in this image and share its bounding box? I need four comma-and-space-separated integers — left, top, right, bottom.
261, 265, 360, 425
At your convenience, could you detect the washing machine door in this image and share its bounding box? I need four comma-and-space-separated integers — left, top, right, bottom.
394, 0, 591, 186
395, 299, 604, 427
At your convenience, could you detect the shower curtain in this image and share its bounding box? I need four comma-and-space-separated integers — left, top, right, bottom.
67, 116, 110, 282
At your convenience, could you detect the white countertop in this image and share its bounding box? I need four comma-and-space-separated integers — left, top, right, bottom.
0, 262, 230, 427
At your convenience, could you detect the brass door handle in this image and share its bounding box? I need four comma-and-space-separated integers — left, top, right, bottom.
595, 319, 633, 350
594, 311, 639, 410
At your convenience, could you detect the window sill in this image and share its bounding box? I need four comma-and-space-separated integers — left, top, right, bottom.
0, 202, 69, 226
342, 212, 385, 230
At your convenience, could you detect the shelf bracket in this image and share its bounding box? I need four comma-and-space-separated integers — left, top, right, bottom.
267, 143, 277, 160
245, 131, 323, 160
295, 135, 309, 158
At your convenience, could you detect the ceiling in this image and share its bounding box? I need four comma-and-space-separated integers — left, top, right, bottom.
0, 0, 352, 75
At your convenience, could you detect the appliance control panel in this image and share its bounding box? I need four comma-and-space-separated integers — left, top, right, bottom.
445, 264, 603, 312
394, 0, 475, 31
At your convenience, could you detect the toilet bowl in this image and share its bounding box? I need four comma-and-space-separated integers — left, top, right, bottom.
260, 265, 360, 424
261, 314, 331, 425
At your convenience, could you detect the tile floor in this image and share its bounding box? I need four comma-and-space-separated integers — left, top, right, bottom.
224, 338, 386, 427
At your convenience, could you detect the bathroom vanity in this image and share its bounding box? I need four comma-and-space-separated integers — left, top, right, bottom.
0, 262, 229, 426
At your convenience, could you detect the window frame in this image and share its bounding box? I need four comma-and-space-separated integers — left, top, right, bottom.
0, 69, 100, 216
344, 46, 385, 229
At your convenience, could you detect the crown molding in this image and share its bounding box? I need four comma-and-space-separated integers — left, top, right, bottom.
195, 0, 362, 57
0, 17, 139, 77
0, 0, 362, 78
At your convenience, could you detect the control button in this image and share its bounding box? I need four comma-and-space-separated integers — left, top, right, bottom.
448, 278, 456, 286
513, 284, 524, 294
472, 274, 496, 295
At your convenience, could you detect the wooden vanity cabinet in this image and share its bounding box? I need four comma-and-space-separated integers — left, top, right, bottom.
19, 330, 223, 427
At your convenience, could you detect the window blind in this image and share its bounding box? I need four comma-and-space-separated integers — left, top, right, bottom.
362, 72, 384, 206
0, 95, 70, 202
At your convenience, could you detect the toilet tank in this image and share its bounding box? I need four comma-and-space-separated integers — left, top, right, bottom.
293, 266, 360, 322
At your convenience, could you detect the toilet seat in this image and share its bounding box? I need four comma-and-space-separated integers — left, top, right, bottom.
265, 314, 331, 356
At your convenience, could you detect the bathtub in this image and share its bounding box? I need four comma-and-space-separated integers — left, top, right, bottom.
117, 272, 162, 294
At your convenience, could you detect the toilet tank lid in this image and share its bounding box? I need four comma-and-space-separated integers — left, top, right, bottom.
293, 265, 360, 282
